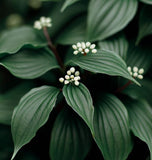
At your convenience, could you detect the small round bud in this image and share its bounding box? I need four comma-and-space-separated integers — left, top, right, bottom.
77, 42, 81, 48
72, 45, 77, 50
133, 72, 138, 77
86, 42, 91, 47
138, 75, 143, 79
70, 75, 74, 79
92, 49, 97, 53
127, 66, 131, 72
130, 72, 133, 76
67, 70, 71, 75
74, 77, 79, 81
73, 50, 78, 55
70, 67, 75, 73
75, 71, 80, 76
85, 48, 89, 53
81, 42, 86, 49
59, 77, 64, 83
138, 68, 144, 74
133, 66, 138, 73
64, 80, 69, 84
78, 48, 83, 52
90, 44, 96, 49
74, 81, 79, 86
77, 76, 81, 80
65, 75, 70, 79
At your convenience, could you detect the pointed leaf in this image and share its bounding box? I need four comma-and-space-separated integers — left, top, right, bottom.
93, 94, 133, 160
0, 48, 59, 79
140, 0, 152, 4
50, 108, 92, 160
11, 85, 60, 160
0, 82, 34, 125
98, 33, 128, 60
0, 26, 46, 55
87, 0, 138, 41
124, 99, 152, 160
136, 5, 152, 44
63, 83, 94, 132
67, 50, 139, 85
61, 0, 80, 12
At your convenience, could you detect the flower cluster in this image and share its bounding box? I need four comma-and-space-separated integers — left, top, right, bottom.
127, 66, 144, 79
72, 42, 97, 55
34, 17, 52, 30
59, 67, 80, 86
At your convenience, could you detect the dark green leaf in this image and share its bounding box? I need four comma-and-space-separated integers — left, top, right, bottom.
0, 82, 34, 125
55, 16, 86, 45
63, 83, 94, 132
94, 94, 133, 160
87, 0, 138, 41
0, 48, 59, 79
0, 26, 46, 55
61, 0, 80, 12
11, 86, 60, 160
124, 99, 152, 159
140, 0, 152, 5
67, 50, 139, 85
50, 108, 92, 160
98, 33, 128, 60
136, 5, 152, 44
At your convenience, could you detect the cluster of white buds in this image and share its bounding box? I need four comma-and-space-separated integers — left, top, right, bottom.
59, 67, 80, 86
34, 16, 52, 30
127, 66, 144, 80
72, 42, 97, 55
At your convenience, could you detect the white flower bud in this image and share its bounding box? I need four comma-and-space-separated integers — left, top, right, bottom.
133, 72, 138, 77
74, 77, 79, 81
77, 76, 80, 80
70, 67, 75, 73
73, 50, 78, 55
67, 70, 71, 75
65, 75, 70, 80
70, 75, 74, 79
130, 72, 133, 76
127, 66, 131, 72
64, 80, 69, 84
81, 42, 86, 49
75, 71, 80, 76
86, 42, 91, 47
138, 68, 144, 74
72, 45, 77, 50
133, 66, 138, 73
78, 48, 83, 52
92, 49, 97, 53
85, 48, 89, 53
90, 44, 96, 49
59, 77, 64, 83
77, 42, 81, 48
74, 81, 79, 86
138, 75, 143, 79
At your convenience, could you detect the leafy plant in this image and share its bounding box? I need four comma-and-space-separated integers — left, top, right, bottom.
0, 0, 152, 160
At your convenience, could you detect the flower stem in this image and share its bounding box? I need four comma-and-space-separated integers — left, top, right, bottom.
115, 80, 132, 93
43, 27, 64, 69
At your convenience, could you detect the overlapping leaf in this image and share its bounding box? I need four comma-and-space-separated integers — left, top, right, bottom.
0, 26, 46, 55
11, 86, 60, 160
124, 99, 152, 160
63, 83, 94, 132
93, 94, 133, 160
61, 0, 80, 11
0, 48, 59, 79
87, 0, 138, 41
50, 108, 92, 160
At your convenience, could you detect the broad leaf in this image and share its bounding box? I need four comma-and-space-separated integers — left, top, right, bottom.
61, 0, 80, 12
136, 5, 152, 44
0, 82, 34, 125
0, 48, 59, 79
63, 83, 94, 132
55, 16, 86, 45
67, 50, 139, 85
124, 99, 152, 160
140, 0, 152, 4
11, 86, 60, 160
94, 94, 133, 160
87, 0, 138, 41
0, 26, 46, 55
50, 108, 92, 160
98, 33, 128, 60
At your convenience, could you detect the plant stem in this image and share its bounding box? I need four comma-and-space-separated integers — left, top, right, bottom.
115, 80, 132, 93
43, 27, 64, 69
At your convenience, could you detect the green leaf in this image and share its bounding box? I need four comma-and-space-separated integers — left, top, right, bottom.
93, 94, 133, 160
61, 0, 80, 12
0, 26, 46, 55
98, 33, 128, 60
126, 42, 152, 73
63, 83, 94, 132
67, 50, 139, 85
140, 0, 152, 4
0, 82, 34, 125
50, 108, 92, 160
136, 5, 152, 44
87, 0, 138, 41
0, 48, 59, 79
55, 16, 86, 45
124, 99, 152, 160
11, 85, 60, 160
